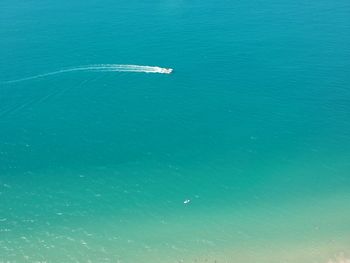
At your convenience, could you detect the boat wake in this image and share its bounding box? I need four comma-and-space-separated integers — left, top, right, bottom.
3, 64, 173, 84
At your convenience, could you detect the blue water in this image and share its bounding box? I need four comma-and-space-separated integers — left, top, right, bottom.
1, 0, 350, 262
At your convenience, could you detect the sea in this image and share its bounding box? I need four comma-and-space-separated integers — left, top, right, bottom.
1, 0, 350, 262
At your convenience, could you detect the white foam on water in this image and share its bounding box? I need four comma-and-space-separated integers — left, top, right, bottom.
3, 64, 173, 83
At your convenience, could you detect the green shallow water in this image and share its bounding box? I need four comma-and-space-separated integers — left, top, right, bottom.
1, 0, 350, 262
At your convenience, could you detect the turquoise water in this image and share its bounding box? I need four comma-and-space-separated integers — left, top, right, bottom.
1, 0, 350, 262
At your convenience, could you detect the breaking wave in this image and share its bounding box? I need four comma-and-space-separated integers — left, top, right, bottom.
3, 64, 172, 83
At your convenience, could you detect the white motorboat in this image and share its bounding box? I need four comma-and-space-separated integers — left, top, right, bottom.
160, 68, 173, 74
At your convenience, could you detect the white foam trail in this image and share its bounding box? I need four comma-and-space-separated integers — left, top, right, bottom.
3, 64, 172, 84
